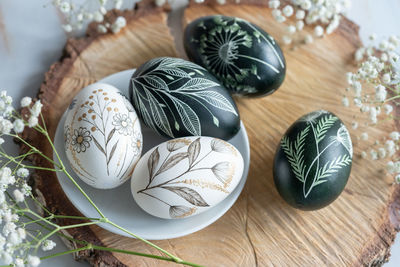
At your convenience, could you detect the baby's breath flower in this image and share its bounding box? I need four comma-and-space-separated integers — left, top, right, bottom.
28, 117, 38, 128
20, 96, 32, 108
296, 10, 305, 20
15, 258, 24, 267
282, 5, 294, 17
286, 25, 296, 34
16, 168, 29, 178
42, 239, 56, 251
369, 149, 378, 160
314, 25, 324, 37
382, 73, 391, 83
97, 24, 107, 34
387, 161, 395, 173
93, 11, 104, 23
13, 189, 25, 203
30, 100, 42, 117
360, 132, 368, 141
27, 255, 40, 267
296, 20, 304, 31
351, 121, 358, 129
268, 0, 280, 9
13, 119, 24, 134
62, 24, 73, 33
341, 96, 349, 107
360, 151, 367, 159
0, 117, 13, 134
378, 147, 386, 159
282, 35, 292, 45
59, 2, 71, 13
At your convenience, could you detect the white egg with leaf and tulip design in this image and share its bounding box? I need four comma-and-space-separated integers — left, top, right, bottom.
131, 136, 244, 219
64, 83, 142, 189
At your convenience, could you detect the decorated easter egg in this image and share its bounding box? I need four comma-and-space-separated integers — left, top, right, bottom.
273, 110, 353, 210
64, 83, 142, 189
129, 57, 240, 140
184, 15, 286, 97
131, 136, 244, 219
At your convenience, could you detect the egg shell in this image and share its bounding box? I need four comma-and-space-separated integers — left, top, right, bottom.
184, 15, 286, 97
131, 136, 244, 219
64, 83, 142, 189
273, 110, 353, 210
129, 57, 240, 140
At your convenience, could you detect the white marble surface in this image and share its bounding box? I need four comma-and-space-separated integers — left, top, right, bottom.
0, 0, 398, 266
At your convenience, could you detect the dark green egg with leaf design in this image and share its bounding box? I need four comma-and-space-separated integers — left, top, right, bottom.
184, 15, 286, 97
273, 110, 353, 211
129, 57, 240, 140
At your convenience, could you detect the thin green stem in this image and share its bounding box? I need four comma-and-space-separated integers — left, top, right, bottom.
107, 220, 183, 263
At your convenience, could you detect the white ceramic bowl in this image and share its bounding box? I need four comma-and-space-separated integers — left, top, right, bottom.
53, 69, 250, 240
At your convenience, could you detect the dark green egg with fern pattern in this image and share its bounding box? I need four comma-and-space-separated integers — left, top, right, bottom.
184, 15, 286, 97
273, 110, 353, 211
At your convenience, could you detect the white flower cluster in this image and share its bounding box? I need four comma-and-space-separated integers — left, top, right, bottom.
268, 0, 351, 45
52, 0, 126, 34
0, 164, 46, 266
343, 35, 400, 184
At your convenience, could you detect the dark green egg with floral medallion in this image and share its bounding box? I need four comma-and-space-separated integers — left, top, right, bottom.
273, 110, 353, 211
129, 57, 240, 140
184, 15, 286, 97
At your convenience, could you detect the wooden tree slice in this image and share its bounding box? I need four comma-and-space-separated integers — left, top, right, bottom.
18, 0, 400, 266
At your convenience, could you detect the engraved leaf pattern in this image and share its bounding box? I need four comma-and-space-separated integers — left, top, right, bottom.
211, 138, 233, 154
106, 128, 116, 145
107, 140, 118, 165
162, 186, 209, 207
167, 138, 190, 152
281, 112, 352, 198
169, 206, 196, 219
170, 97, 201, 136
315, 154, 352, 182
130, 57, 238, 138
188, 138, 201, 166
93, 136, 106, 156
138, 137, 238, 218
315, 115, 338, 144
147, 147, 160, 181
190, 91, 238, 115
157, 152, 188, 174
281, 125, 310, 183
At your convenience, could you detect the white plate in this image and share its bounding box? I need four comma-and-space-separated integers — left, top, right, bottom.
54, 69, 250, 240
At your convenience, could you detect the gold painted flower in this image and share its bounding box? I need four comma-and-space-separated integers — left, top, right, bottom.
71, 127, 92, 153
112, 113, 133, 136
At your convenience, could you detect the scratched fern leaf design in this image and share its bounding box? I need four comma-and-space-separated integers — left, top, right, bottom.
281, 112, 352, 198
191, 16, 284, 94
130, 57, 238, 138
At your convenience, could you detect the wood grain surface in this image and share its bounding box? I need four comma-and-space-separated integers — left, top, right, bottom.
17, 0, 400, 266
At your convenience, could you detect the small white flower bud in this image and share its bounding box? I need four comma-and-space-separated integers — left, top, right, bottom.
314, 25, 324, 37
282, 35, 292, 45
28, 116, 38, 128
296, 20, 304, 31
304, 34, 313, 44
13, 189, 24, 202
155, 0, 166, 6
286, 25, 296, 34
360, 132, 368, 141
296, 10, 305, 20
97, 24, 107, 33
282, 5, 294, 17
342, 96, 349, 107
20, 96, 32, 107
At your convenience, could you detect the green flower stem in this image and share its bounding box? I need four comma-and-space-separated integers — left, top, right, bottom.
106, 220, 183, 264
384, 94, 400, 102
9, 133, 60, 168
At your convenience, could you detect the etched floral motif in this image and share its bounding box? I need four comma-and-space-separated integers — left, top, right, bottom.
192, 16, 285, 94
64, 125, 71, 145
281, 112, 352, 198
71, 127, 92, 153
130, 57, 238, 138
75, 88, 140, 177
131, 131, 142, 157
136, 137, 237, 219
112, 113, 133, 136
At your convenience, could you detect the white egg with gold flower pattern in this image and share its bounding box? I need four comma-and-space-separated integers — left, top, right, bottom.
64, 83, 142, 189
